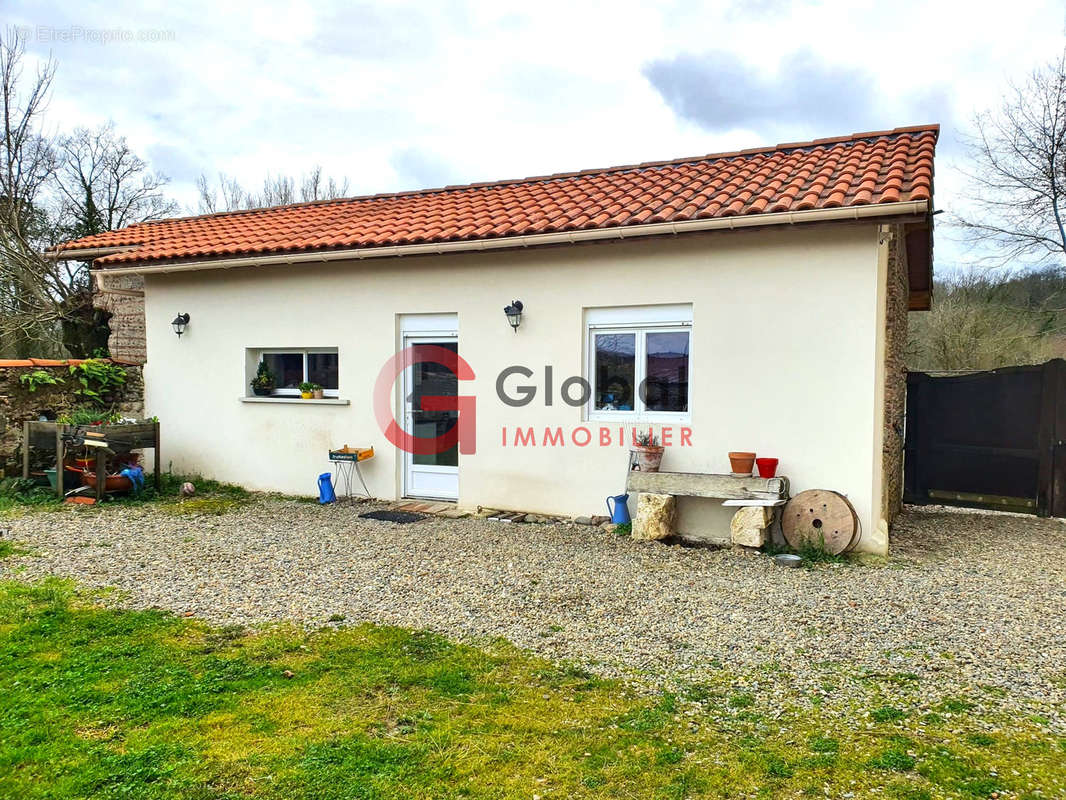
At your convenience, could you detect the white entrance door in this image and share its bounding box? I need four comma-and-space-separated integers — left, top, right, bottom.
402, 326, 459, 501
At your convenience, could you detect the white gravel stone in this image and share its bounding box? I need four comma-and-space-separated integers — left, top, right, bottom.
2, 499, 1064, 721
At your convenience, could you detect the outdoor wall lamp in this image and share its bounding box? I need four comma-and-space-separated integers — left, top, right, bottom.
503, 300, 523, 332
171, 313, 190, 338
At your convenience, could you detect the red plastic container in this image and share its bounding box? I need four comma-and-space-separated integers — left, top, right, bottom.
756, 458, 779, 478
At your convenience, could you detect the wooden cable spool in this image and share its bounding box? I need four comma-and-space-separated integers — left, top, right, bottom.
781, 489, 858, 555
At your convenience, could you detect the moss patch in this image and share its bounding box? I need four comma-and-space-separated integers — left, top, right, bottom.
0, 540, 28, 559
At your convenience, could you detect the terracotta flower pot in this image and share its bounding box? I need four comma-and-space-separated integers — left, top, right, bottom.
80, 472, 134, 492
756, 457, 779, 478
728, 451, 756, 475
631, 445, 665, 472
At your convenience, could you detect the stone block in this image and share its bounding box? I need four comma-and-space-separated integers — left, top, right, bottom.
633, 493, 675, 541
730, 505, 772, 547
731, 525, 767, 548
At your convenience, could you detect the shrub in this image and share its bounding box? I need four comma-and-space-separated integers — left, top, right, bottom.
68, 359, 126, 405
18, 370, 62, 393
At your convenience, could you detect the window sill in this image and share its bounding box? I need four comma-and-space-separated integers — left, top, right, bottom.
586, 412, 691, 424
239, 396, 350, 406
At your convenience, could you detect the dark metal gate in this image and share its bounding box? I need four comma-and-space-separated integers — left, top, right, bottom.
904, 359, 1066, 516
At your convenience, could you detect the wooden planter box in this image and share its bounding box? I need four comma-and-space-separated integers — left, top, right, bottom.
22, 420, 160, 499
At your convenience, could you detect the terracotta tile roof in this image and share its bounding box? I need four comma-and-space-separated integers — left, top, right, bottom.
55, 125, 937, 268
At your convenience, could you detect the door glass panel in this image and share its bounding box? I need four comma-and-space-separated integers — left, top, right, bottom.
409, 342, 459, 467
594, 333, 635, 410
644, 331, 689, 412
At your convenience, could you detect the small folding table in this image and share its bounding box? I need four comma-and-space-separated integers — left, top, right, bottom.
328, 445, 374, 500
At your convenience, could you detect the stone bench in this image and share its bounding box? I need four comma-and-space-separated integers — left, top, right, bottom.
625, 470, 790, 544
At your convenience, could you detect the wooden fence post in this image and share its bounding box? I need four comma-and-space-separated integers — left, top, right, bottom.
95, 448, 105, 501
902, 372, 925, 504
22, 421, 29, 480
153, 420, 160, 493
55, 425, 64, 498
1037, 360, 1058, 516
1047, 359, 1066, 518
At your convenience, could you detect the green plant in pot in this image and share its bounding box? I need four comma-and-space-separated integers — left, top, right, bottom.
299, 381, 315, 399
630, 430, 664, 472
310, 383, 324, 399
251, 361, 276, 396
57, 407, 121, 426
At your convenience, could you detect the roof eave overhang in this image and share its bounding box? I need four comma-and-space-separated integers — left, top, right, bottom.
81, 200, 931, 276
904, 219, 934, 311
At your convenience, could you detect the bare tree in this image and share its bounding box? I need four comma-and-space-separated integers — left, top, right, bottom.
48, 123, 179, 356
0, 28, 60, 356
299, 165, 348, 204
196, 165, 350, 213
956, 47, 1066, 268
0, 29, 179, 357
53, 122, 177, 239
195, 172, 246, 214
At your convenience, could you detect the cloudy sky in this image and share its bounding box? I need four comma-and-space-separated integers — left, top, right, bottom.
7, 0, 1066, 270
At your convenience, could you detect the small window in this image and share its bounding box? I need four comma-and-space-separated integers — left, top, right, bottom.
586, 306, 691, 420
255, 349, 338, 397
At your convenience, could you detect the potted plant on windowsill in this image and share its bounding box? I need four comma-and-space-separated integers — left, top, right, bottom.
299, 381, 315, 400
630, 430, 664, 472
251, 361, 276, 396
311, 384, 324, 400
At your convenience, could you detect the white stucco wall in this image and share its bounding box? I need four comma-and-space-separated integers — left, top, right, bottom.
141, 224, 888, 551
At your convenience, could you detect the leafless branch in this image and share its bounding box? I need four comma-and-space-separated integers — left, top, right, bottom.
195, 165, 351, 213
954, 46, 1066, 268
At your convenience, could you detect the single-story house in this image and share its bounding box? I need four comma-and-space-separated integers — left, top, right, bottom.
53, 125, 937, 554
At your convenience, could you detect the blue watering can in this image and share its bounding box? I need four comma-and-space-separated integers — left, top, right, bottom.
606, 493, 631, 525
318, 472, 336, 504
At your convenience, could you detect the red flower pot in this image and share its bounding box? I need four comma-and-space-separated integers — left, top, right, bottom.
756, 458, 779, 478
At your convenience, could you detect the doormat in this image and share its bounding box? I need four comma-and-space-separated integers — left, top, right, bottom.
360, 510, 426, 524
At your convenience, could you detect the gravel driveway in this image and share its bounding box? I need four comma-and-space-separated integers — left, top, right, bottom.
4, 499, 1065, 715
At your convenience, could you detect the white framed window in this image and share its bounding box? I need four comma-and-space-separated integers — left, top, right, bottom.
252, 348, 339, 397
585, 305, 691, 422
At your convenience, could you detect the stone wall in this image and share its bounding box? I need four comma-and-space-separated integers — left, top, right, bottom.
94, 273, 147, 364
0, 358, 144, 475
882, 225, 909, 521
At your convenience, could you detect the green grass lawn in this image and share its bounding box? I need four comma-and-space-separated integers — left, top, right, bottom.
0, 581, 1063, 798
0, 473, 257, 518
